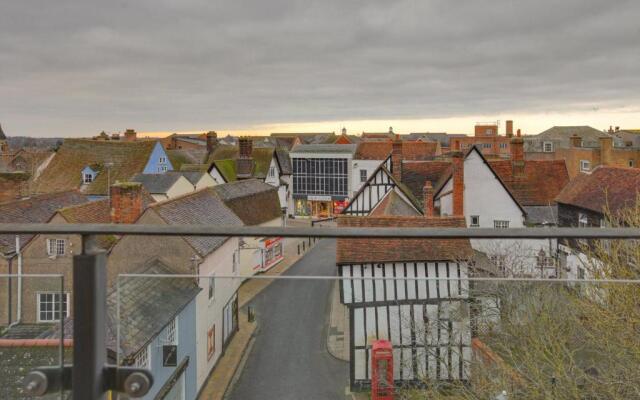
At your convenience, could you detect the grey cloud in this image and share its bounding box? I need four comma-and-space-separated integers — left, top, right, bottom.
0, 0, 639, 135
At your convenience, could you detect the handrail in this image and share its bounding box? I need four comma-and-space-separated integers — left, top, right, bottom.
1, 223, 640, 239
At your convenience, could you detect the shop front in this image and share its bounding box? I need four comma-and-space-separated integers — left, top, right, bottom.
260, 237, 284, 271
294, 196, 349, 218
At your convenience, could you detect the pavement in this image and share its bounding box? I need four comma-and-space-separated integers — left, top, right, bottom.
326, 280, 350, 362
226, 239, 350, 400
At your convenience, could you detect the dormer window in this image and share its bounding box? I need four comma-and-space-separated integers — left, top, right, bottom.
543, 141, 554, 152
81, 166, 97, 184
83, 173, 94, 183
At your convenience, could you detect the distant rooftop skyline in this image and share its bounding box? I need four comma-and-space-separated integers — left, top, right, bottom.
1, 1, 638, 137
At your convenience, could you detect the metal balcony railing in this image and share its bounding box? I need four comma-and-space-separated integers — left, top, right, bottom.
1, 223, 639, 399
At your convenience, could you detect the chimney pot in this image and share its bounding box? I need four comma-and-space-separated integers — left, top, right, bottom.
124, 129, 137, 142
342, 127, 347, 135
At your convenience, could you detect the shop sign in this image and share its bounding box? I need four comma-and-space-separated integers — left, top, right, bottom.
308, 195, 331, 201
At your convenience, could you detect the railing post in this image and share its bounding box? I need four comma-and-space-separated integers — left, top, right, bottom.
73, 238, 107, 399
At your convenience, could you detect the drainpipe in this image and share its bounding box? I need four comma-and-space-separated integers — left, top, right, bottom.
8, 236, 22, 328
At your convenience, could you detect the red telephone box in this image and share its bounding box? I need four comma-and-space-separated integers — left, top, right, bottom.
371, 339, 394, 400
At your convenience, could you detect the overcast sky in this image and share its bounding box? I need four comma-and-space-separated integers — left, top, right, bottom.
1, 0, 639, 137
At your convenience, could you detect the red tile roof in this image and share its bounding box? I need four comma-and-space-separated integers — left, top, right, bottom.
355, 142, 439, 161
488, 160, 569, 206
555, 166, 640, 214
336, 216, 473, 264
401, 161, 451, 199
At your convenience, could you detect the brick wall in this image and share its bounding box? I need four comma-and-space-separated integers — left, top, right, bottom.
110, 183, 143, 224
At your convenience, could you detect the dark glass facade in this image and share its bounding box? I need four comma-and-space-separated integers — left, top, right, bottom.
292, 157, 349, 197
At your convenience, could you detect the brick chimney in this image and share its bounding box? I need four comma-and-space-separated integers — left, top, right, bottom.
451, 151, 464, 216
206, 131, 218, 153
511, 128, 525, 176
110, 182, 143, 224
600, 136, 613, 166
391, 135, 403, 181
239, 137, 252, 159
124, 129, 137, 142
570, 135, 582, 148
506, 120, 514, 138
423, 181, 434, 217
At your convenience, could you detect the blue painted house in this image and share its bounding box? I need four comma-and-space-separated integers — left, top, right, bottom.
34, 137, 174, 197
108, 260, 200, 400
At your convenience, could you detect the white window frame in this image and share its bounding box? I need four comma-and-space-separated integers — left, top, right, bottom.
493, 220, 510, 229
269, 166, 275, 178
543, 141, 554, 152
578, 213, 588, 227
37, 292, 70, 322
162, 165, 168, 172
46, 239, 66, 256
134, 345, 151, 369
499, 143, 508, 149
159, 156, 167, 164
359, 169, 367, 183
470, 215, 480, 227
166, 317, 178, 345
83, 173, 94, 184
580, 160, 590, 172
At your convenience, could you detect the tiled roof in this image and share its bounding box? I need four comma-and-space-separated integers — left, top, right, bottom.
355, 142, 439, 161
0, 191, 89, 254
555, 166, 640, 215
106, 260, 200, 357
290, 144, 357, 154
401, 161, 451, 199
336, 216, 473, 264
151, 188, 243, 257
488, 160, 570, 206
33, 139, 158, 195
370, 190, 421, 217
212, 179, 282, 225
131, 173, 182, 194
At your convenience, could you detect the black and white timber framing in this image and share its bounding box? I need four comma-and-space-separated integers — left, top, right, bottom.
338, 261, 472, 389
342, 156, 421, 216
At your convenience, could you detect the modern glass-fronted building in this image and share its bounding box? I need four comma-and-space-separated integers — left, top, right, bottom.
289, 144, 356, 218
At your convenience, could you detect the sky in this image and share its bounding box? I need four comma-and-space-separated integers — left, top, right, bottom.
1, 0, 639, 138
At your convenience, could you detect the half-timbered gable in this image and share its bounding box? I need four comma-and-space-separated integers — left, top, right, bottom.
342, 161, 421, 216
337, 216, 474, 388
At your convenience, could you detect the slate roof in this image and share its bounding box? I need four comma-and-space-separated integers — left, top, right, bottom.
488, 160, 570, 206
169, 171, 206, 185
33, 139, 159, 195
275, 148, 292, 174
106, 260, 200, 357
212, 179, 282, 225
271, 132, 336, 144
151, 188, 243, 257
0, 191, 89, 254
355, 141, 439, 161
555, 166, 640, 215
336, 216, 473, 264
529, 126, 620, 148
290, 144, 357, 154
131, 173, 183, 194
524, 205, 558, 226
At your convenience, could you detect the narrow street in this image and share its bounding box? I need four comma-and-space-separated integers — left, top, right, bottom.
227, 239, 349, 400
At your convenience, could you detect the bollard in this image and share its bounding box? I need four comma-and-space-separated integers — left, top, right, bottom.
297, 243, 300, 255
248, 306, 255, 322
303, 241, 306, 251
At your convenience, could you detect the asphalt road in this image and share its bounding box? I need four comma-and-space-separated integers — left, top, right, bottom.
227, 239, 349, 400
